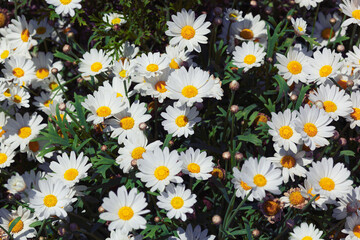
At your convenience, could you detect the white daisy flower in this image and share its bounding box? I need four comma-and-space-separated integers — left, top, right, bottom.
169, 224, 215, 240
4, 173, 26, 195
309, 84, 352, 121
280, 188, 307, 209
306, 48, 343, 85
49, 151, 92, 186
28, 178, 76, 220
231, 167, 254, 201
166, 8, 211, 53
136, 147, 183, 192
105, 101, 151, 143
36, 73, 67, 92
347, 91, 360, 128
21, 139, 51, 163
231, 13, 267, 46
2, 56, 35, 84
289, 222, 323, 240
106, 229, 142, 240
294, 105, 334, 150
0, 206, 37, 240
78, 48, 112, 77
340, 0, 360, 27
180, 147, 214, 180
267, 109, 301, 153
294, 0, 324, 10
0, 38, 12, 63
313, 12, 347, 47
45, 0, 82, 17
117, 41, 139, 61
30, 18, 53, 40
157, 183, 196, 221
4, 112, 46, 151
165, 45, 193, 70
134, 52, 169, 78
48, 101, 76, 123
111, 59, 134, 80
232, 41, 266, 72
99, 186, 150, 233
224, 8, 243, 22
291, 17, 307, 36
166, 66, 215, 107
0, 144, 16, 169
333, 187, 360, 220
116, 131, 162, 173
8, 86, 30, 109
347, 44, 360, 75
82, 88, 126, 124
275, 47, 311, 86
32, 52, 63, 82
103, 13, 127, 30
22, 170, 47, 193
161, 103, 201, 138
342, 213, 360, 239
33, 91, 64, 115
0, 112, 9, 142
306, 157, 352, 200
299, 179, 332, 210
241, 157, 282, 201
143, 68, 172, 103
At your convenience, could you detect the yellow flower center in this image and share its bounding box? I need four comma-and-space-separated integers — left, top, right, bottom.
352, 10, 360, 20
0, 126, 5, 138
240, 180, 252, 190
21, 29, 29, 42
244, 54, 256, 65
96, 106, 111, 117
0, 153, 8, 164
36, 27, 46, 35
36, 68, 49, 79
240, 28, 254, 39
319, 65, 332, 77
13, 95, 22, 103
287, 61, 302, 75
91, 62, 103, 72
353, 225, 360, 238
181, 25, 195, 40
49, 82, 59, 90
229, 13, 238, 18
297, 26, 304, 32
111, 17, 121, 25
278, 126, 293, 139
29, 141, 40, 152
60, 0, 72, 5
18, 126, 32, 139
154, 166, 169, 180
155, 81, 167, 93
116, 92, 123, 98
303, 123, 317, 137
64, 168, 79, 181
170, 196, 184, 209
263, 200, 280, 216
43, 194, 58, 207
131, 147, 146, 160
119, 70, 127, 78
302, 237, 313, 240
12, 67, 24, 78
43, 99, 53, 107
175, 115, 189, 127
351, 108, 360, 120
319, 177, 335, 191
253, 174, 267, 187
321, 28, 335, 40
146, 64, 159, 72
187, 163, 200, 173
307, 187, 320, 201
1, 50, 9, 59
8, 219, 24, 233
289, 191, 305, 205
323, 100, 337, 112
181, 85, 198, 98
0, 13, 6, 28
280, 155, 296, 169
118, 206, 134, 220
4, 88, 11, 97
120, 116, 135, 130
169, 58, 180, 69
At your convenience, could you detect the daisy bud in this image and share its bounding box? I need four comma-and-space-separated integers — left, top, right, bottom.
58, 102, 66, 111
250, 0, 257, 7
222, 151, 231, 160
58, 227, 66, 236
67, 32, 74, 38
139, 122, 148, 130
69, 223, 78, 231
7, 193, 14, 201
98, 206, 105, 213
337, 44, 345, 52
339, 137, 347, 146
195, 102, 204, 111
213, 17, 222, 26
332, 130, 340, 140
131, 159, 138, 167
113, 24, 121, 31
329, 18, 337, 26
154, 216, 161, 223
265, 7, 272, 14
101, 145, 107, 151
286, 219, 295, 229
289, 0, 295, 5
286, 15, 292, 21
212, 215, 222, 225
62, 44, 71, 53
267, 57, 273, 63
347, 79, 354, 88
314, 100, 324, 109
252, 229, 260, 237
72, 61, 77, 66
214, 7, 222, 16
290, 94, 298, 102
39, 237, 46, 240
235, 152, 244, 161
168, 140, 174, 146
14, 193, 21, 201
229, 80, 239, 91
230, 105, 239, 114
77, 77, 83, 83
51, 68, 58, 74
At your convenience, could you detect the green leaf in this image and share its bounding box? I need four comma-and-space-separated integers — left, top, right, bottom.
8, 216, 21, 233
274, 75, 289, 103
236, 134, 262, 146
301, 35, 321, 46
340, 150, 355, 157
54, 50, 75, 62
162, 134, 173, 150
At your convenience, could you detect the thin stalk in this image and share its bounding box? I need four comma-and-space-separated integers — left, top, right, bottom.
223, 190, 252, 231
36, 219, 48, 238
349, 25, 358, 49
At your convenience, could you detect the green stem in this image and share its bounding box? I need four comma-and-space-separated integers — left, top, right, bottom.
349, 25, 358, 49
36, 219, 48, 238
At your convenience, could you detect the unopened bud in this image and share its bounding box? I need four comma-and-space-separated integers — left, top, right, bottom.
337, 44, 345, 52
222, 151, 231, 160
235, 152, 244, 161
290, 94, 298, 102
212, 215, 222, 225
314, 100, 324, 109
67, 32, 74, 38
98, 206, 105, 213
230, 105, 239, 114
286, 219, 295, 229
113, 24, 121, 31
72, 61, 77, 66
58, 102, 66, 111
214, 7, 222, 16
195, 102, 204, 111
154, 216, 161, 223
58, 227, 66, 236
252, 229, 260, 237
286, 15, 292, 21
229, 80, 239, 91
289, 0, 295, 5
213, 17, 222, 26
51, 68, 58, 74
265, 7, 272, 14
139, 122, 148, 130
250, 0, 257, 7
101, 145, 107, 151
329, 18, 336, 26
332, 130, 340, 140
77, 77, 83, 83
131, 159, 138, 167
267, 57, 273, 63
62, 44, 71, 53
168, 140, 174, 146
339, 137, 347, 146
